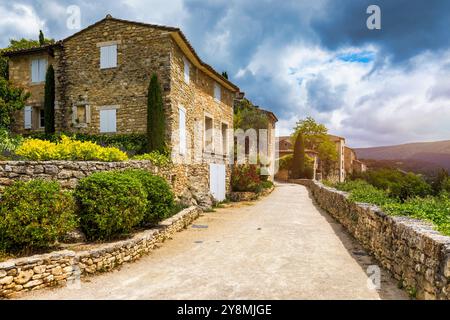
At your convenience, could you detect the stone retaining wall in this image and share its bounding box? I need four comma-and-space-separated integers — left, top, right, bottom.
0, 160, 224, 208
292, 179, 450, 300
0, 206, 201, 299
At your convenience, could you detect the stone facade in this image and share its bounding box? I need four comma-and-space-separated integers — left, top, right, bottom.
0, 206, 201, 299
5, 16, 239, 167
0, 160, 231, 208
293, 179, 450, 300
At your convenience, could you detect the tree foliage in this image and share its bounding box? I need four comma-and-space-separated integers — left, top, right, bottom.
0, 78, 30, 129
234, 98, 269, 131
147, 74, 166, 153
292, 117, 338, 177
44, 64, 55, 134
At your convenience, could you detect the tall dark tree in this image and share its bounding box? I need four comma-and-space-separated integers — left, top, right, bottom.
43, 64, 55, 134
221, 71, 228, 79
39, 30, 45, 46
291, 132, 306, 179
147, 73, 166, 153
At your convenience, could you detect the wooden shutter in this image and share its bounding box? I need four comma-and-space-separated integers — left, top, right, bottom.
100, 45, 117, 69
39, 59, 47, 82
184, 58, 190, 83
179, 107, 186, 155
31, 60, 39, 83
100, 109, 117, 133
24, 106, 32, 129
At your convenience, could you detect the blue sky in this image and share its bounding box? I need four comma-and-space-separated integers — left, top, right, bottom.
1, 0, 450, 147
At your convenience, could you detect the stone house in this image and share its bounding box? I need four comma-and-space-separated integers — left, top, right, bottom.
4, 15, 241, 201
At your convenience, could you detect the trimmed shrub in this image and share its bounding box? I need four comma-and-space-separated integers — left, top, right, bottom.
44, 64, 55, 134
123, 170, 175, 225
0, 180, 78, 251
291, 133, 305, 178
147, 74, 166, 153
74, 171, 147, 240
26, 132, 148, 155
16, 135, 128, 161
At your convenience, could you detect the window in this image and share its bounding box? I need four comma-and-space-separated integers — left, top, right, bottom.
221, 123, 228, 155
204, 115, 213, 152
100, 44, 117, 69
100, 108, 117, 133
179, 106, 186, 155
183, 57, 190, 84
72, 105, 91, 126
214, 82, 221, 101
31, 58, 47, 83
39, 109, 45, 128
24, 106, 32, 129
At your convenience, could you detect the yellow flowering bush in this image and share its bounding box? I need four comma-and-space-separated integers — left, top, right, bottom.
16, 136, 128, 161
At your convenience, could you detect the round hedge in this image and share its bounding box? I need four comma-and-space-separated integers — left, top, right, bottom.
0, 179, 78, 251
74, 171, 147, 240
123, 169, 175, 225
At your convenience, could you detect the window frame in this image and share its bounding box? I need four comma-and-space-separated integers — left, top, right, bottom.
204, 113, 214, 153
183, 57, 190, 84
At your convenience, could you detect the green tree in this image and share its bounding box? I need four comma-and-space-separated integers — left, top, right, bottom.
292, 117, 338, 177
234, 98, 268, 131
44, 64, 55, 134
291, 133, 306, 178
222, 71, 228, 79
147, 74, 166, 153
0, 78, 30, 129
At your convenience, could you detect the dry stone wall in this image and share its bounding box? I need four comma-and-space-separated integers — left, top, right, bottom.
0, 160, 221, 208
0, 206, 201, 299
293, 179, 450, 300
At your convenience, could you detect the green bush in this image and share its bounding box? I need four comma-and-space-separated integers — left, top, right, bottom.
383, 195, 450, 236
132, 151, 171, 167
123, 170, 175, 225
0, 180, 78, 251
231, 164, 261, 192
74, 171, 147, 240
335, 180, 394, 206
357, 168, 432, 201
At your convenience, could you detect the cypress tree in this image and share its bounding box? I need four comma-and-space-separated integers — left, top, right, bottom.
39, 30, 45, 46
291, 132, 306, 179
147, 73, 166, 153
44, 64, 55, 134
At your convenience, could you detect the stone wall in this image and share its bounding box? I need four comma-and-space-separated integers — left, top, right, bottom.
293, 179, 450, 300
0, 206, 201, 299
0, 160, 220, 208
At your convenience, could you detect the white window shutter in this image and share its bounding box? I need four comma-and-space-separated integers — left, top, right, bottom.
24, 106, 32, 129
100, 109, 117, 133
100, 45, 117, 69
179, 107, 186, 155
39, 59, 47, 82
214, 83, 221, 101
184, 58, 190, 83
31, 60, 39, 83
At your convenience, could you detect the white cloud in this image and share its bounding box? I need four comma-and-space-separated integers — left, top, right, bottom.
0, 3, 45, 45
120, 0, 188, 27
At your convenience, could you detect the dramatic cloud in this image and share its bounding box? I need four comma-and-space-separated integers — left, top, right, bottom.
1, 0, 450, 147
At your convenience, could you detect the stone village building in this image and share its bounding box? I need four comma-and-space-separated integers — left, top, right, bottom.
275, 134, 366, 182
4, 15, 251, 201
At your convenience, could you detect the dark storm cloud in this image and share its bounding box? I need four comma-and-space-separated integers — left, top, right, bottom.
305, 75, 346, 112
312, 0, 450, 63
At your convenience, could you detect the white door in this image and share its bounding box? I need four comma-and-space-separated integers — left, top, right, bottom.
210, 163, 226, 202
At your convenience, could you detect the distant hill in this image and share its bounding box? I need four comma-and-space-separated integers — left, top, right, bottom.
355, 140, 450, 175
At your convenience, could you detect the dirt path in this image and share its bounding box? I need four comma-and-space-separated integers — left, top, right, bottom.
20, 183, 408, 300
